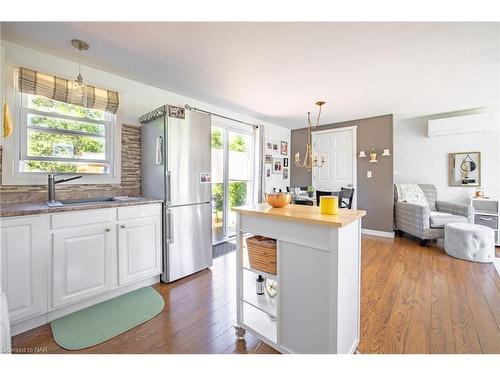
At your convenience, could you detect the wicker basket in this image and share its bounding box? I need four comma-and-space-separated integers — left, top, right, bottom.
246, 235, 277, 275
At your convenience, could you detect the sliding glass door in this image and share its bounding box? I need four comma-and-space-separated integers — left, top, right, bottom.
211, 124, 254, 244
211, 126, 226, 244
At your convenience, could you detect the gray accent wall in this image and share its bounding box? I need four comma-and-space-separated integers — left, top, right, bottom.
290, 114, 394, 233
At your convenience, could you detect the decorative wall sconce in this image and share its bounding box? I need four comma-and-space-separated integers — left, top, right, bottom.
358, 147, 391, 162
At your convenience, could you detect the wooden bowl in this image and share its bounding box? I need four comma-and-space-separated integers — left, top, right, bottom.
264, 192, 292, 208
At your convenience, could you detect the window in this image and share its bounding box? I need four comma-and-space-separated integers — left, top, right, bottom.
19, 94, 113, 174
2, 92, 120, 185
1, 67, 121, 185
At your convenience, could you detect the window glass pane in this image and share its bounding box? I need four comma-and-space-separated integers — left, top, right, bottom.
28, 114, 105, 136
227, 131, 253, 236
228, 132, 252, 181
27, 130, 106, 160
26, 94, 105, 121
20, 160, 109, 174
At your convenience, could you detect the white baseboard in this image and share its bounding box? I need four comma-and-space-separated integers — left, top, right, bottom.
361, 229, 395, 238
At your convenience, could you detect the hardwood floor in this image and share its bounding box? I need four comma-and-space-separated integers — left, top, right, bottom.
358, 235, 500, 354
11, 235, 500, 354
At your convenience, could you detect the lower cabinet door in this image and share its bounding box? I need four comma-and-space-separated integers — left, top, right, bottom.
1, 215, 48, 322
52, 223, 115, 308
117, 216, 162, 285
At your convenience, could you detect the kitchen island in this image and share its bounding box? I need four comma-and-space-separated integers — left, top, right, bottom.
232, 203, 366, 354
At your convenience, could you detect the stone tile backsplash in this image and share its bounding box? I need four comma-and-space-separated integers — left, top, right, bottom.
0, 124, 142, 204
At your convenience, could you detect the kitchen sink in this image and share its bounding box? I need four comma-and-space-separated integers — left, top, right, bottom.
45, 196, 143, 207
59, 197, 117, 205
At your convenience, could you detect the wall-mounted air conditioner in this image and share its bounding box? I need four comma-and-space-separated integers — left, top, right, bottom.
427, 113, 497, 137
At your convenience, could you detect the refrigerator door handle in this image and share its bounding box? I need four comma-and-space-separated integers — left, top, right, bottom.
168, 210, 174, 244
155, 136, 163, 165
166, 209, 171, 243
166, 171, 171, 204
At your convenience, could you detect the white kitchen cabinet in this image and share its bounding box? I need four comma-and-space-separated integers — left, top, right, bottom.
117, 216, 162, 285
1, 215, 48, 322
3, 203, 162, 335
52, 223, 116, 308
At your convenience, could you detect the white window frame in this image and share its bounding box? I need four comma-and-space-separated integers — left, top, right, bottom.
2, 90, 121, 185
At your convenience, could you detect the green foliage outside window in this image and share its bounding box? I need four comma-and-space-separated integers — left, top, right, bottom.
211, 128, 223, 149
229, 135, 247, 152
211, 130, 250, 220
22, 95, 109, 173
30, 115, 104, 135
29, 96, 105, 120
229, 181, 247, 208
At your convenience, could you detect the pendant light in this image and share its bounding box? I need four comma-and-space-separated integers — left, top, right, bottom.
294, 101, 326, 171
71, 39, 89, 106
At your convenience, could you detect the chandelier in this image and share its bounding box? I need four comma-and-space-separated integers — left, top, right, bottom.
294, 101, 326, 171
71, 39, 89, 106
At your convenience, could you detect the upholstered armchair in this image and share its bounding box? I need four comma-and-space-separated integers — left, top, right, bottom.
394, 184, 470, 246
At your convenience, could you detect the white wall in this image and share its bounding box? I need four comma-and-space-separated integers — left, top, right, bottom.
264, 123, 291, 193
0, 40, 289, 158
394, 108, 500, 204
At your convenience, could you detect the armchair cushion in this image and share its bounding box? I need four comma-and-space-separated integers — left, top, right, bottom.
418, 184, 438, 211
395, 184, 428, 206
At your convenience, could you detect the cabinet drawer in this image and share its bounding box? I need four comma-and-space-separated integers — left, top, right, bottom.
117, 203, 162, 221
474, 214, 498, 229
50, 209, 114, 229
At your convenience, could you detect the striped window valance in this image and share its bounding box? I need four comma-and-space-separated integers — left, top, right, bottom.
18, 67, 119, 114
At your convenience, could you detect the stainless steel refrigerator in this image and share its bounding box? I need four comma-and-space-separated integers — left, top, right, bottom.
140, 105, 213, 282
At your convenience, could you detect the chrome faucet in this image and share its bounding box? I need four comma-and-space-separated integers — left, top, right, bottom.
47, 174, 83, 203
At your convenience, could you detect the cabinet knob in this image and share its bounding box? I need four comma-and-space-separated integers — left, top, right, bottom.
120, 225, 126, 228
105, 228, 111, 232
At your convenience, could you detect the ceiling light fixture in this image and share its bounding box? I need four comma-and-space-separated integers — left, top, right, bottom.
294, 101, 326, 171
71, 39, 89, 106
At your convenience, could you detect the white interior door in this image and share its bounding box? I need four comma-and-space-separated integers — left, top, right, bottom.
312, 128, 356, 196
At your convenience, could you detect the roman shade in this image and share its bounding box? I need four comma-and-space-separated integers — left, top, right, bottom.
18, 67, 119, 114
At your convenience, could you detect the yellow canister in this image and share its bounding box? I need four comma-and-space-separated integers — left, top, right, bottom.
320, 195, 338, 215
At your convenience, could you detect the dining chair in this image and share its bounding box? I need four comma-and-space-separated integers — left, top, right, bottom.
339, 187, 355, 209
293, 199, 314, 206
315, 190, 333, 206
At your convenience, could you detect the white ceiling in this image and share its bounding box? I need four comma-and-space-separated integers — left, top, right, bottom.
1, 22, 499, 129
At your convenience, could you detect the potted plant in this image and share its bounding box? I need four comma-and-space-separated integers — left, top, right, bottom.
306, 185, 315, 198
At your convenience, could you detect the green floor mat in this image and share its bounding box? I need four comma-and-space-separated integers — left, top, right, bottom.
51, 286, 165, 350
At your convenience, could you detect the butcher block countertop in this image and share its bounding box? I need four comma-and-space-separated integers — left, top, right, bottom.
233, 203, 366, 227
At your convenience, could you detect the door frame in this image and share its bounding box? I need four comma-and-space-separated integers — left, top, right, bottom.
211, 116, 256, 244
311, 125, 357, 209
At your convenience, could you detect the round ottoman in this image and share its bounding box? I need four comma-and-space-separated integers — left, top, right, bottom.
444, 223, 495, 263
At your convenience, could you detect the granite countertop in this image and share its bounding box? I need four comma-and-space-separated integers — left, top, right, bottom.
0, 197, 164, 218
